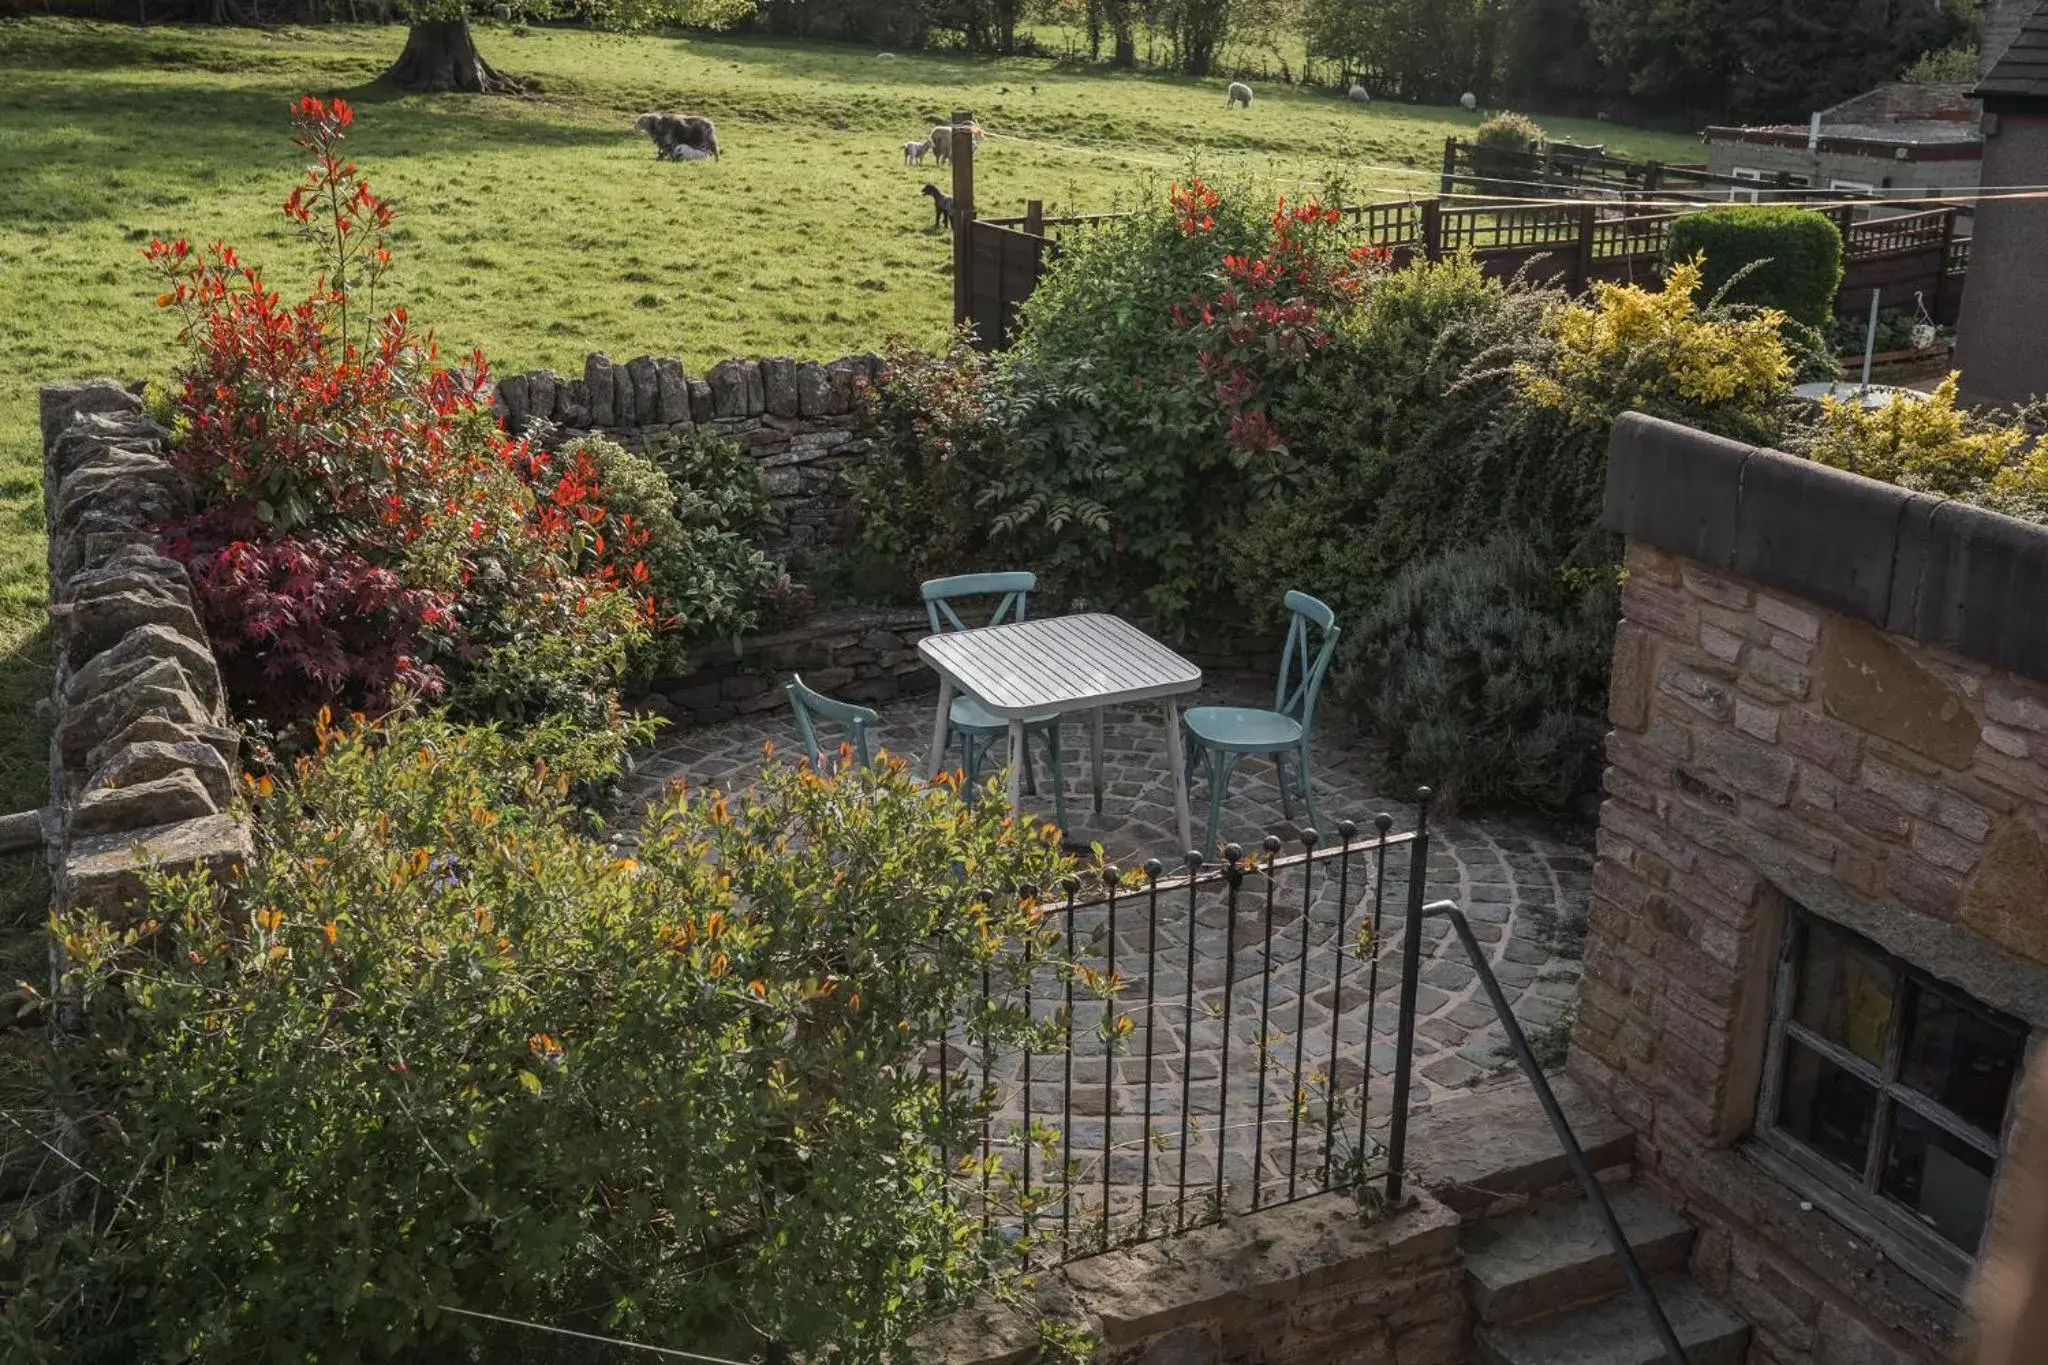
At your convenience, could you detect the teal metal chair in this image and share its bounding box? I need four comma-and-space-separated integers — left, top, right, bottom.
921, 571, 1067, 828
1182, 591, 1341, 855
786, 674, 881, 771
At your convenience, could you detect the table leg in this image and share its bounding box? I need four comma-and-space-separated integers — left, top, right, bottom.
925, 679, 953, 780
1091, 707, 1105, 815
1163, 698, 1194, 856
1007, 718, 1027, 810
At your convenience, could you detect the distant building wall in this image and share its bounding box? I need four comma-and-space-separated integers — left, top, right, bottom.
1702, 139, 1981, 207
1953, 113, 2048, 403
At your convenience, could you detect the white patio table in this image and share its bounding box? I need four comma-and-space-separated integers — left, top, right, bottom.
917, 613, 1204, 853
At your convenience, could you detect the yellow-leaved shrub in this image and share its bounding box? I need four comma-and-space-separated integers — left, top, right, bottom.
1800, 374, 2048, 517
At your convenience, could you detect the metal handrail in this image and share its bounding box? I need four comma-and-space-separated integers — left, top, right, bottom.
1423, 898, 1692, 1365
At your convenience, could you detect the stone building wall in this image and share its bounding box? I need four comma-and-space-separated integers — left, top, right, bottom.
919, 1192, 1465, 1365
1572, 413, 2048, 1364
38, 380, 249, 919
490, 350, 883, 560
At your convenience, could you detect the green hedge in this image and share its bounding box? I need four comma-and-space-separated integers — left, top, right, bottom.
1665, 205, 1844, 327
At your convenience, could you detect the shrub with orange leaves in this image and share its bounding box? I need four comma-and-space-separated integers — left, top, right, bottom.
29, 709, 1089, 1362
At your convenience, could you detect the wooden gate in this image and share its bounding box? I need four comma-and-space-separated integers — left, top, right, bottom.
963, 218, 1056, 352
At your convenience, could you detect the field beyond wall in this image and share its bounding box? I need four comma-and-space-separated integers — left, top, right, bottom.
0, 16, 1699, 916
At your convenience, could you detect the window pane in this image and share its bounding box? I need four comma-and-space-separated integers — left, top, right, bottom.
1882, 1106, 1995, 1251
1780, 1041, 1878, 1175
1793, 921, 1896, 1066
1900, 982, 2023, 1136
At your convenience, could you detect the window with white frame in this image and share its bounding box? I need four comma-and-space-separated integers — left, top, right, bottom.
1730, 167, 1763, 203
1760, 908, 2026, 1265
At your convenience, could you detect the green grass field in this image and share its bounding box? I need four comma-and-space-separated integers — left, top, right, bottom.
0, 17, 1701, 913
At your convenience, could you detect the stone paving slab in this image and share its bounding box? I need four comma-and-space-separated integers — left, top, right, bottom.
614, 684, 1593, 1243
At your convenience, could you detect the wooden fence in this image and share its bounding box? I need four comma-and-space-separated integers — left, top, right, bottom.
940, 117, 1971, 349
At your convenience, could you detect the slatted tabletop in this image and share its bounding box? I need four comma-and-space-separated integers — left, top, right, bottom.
916, 614, 1202, 717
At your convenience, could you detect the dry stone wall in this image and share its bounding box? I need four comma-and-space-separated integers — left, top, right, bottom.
1574, 412, 2048, 1365
39, 380, 249, 920
491, 350, 884, 560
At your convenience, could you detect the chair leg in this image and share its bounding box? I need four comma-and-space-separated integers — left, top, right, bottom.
1276, 750, 1295, 822
1204, 750, 1240, 858
1298, 743, 1319, 833
1021, 733, 1040, 797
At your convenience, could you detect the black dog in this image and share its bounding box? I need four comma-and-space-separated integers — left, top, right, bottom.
921, 182, 953, 229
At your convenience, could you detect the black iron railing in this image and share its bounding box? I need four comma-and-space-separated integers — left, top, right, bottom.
1426, 898, 1691, 1365
940, 804, 1434, 1264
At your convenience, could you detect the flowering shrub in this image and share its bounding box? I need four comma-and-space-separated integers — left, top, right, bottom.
147, 97, 646, 726
1170, 184, 1390, 476
17, 710, 1085, 1363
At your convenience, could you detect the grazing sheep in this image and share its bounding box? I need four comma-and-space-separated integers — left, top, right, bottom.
1347, 84, 1371, 102
1459, 91, 1477, 110
1226, 81, 1254, 109
926, 122, 986, 165
921, 182, 953, 229
634, 112, 721, 161
902, 139, 930, 167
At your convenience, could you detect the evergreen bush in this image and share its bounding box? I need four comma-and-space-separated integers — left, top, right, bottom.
1665, 206, 1844, 327
1344, 533, 1617, 810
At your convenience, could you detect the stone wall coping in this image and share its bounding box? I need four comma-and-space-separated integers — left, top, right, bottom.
912, 1189, 1461, 1365
1603, 411, 2048, 684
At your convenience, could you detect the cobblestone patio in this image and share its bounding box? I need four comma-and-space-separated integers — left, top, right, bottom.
614, 684, 1593, 1236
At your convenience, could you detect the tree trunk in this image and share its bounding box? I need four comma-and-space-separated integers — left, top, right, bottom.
383, 18, 522, 95
1112, 29, 1136, 67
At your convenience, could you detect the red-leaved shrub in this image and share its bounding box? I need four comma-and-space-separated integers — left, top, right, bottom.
148, 97, 649, 726
1167, 180, 1391, 466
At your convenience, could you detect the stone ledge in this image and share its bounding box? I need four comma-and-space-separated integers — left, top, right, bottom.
1604, 411, 2048, 683
914, 1190, 1463, 1365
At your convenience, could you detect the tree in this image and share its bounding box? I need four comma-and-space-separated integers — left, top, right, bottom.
1101, 0, 1140, 65
1302, 0, 1505, 100
385, 0, 760, 95
1586, 0, 1968, 121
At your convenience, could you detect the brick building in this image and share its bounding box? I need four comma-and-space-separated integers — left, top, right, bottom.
1575, 412, 2048, 1362
1701, 83, 1983, 213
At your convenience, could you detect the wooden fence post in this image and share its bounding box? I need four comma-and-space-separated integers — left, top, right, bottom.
1574, 202, 1597, 293
1421, 199, 1443, 262
1025, 198, 1045, 237
1930, 206, 1957, 321
951, 108, 976, 340
1439, 136, 1458, 198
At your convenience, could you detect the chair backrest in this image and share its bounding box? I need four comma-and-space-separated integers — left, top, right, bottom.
921, 571, 1036, 635
1274, 590, 1342, 730
786, 674, 880, 770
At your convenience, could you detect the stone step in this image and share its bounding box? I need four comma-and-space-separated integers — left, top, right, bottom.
1462, 1185, 1696, 1326
1405, 1075, 1635, 1215
1474, 1276, 1750, 1365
